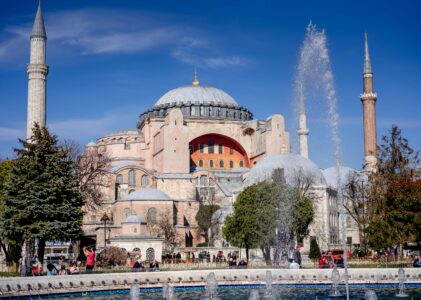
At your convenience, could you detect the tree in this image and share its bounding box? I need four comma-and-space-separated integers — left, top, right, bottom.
195, 204, 220, 244
343, 172, 371, 254
61, 139, 111, 207
366, 125, 420, 250
308, 238, 321, 262
368, 179, 421, 249
223, 168, 315, 264
223, 183, 275, 262
0, 159, 21, 271
0, 124, 85, 275
156, 208, 180, 251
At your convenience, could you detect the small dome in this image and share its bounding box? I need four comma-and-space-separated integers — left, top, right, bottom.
123, 214, 144, 224
322, 166, 366, 189
245, 153, 327, 187
86, 142, 96, 147
123, 188, 171, 201
211, 206, 233, 223
154, 85, 238, 107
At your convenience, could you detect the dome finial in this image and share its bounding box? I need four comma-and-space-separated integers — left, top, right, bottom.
192, 66, 199, 86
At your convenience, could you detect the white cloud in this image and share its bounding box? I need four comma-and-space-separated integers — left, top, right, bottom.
0, 8, 249, 68
0, 127, 25, 141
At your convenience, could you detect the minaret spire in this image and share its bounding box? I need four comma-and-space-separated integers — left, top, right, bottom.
360, 32, 377, 171
27, 0, 49, 139
31, 0, 47, 39
363, 32, 372, 74
298, 112, 309, 159
192, 66, 199, 86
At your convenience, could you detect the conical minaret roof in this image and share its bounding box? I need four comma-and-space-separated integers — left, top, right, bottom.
364, 32, 372, 74
31, 0, 47, 38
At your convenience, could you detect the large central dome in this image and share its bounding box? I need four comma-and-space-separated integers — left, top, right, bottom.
154, 85, 238, 107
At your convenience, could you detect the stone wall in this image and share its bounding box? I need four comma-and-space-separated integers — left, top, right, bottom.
0, 268, 419, 298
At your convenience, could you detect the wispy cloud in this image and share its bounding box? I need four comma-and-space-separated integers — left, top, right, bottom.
0, 8, 249, 68
0, 127, 25, 141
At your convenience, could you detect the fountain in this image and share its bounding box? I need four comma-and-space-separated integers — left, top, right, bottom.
330, 266, 341, 297
249, 289, 260, 300
205, 272, 219, 299
365, 289, 378, 300
162, 282, 177, 300
129, 283, 140, 300
295, 22, 350, 299
263, 270, 276, 299
396, 268, 409, 297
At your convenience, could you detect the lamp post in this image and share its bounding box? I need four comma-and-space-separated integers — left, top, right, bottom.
100, 213, 110, 255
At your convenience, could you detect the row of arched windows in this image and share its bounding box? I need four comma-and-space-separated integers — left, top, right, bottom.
116, 170, 149, 186
123, 207, 157, 223
198, 159, 244, 168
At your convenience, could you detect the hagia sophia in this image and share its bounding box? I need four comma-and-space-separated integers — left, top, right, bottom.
25, 2, 378, 260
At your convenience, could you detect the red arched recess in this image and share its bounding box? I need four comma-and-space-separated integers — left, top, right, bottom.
189, 134, 250, 171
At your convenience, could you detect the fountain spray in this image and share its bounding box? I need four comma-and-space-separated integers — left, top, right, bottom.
295, 22, 350, 299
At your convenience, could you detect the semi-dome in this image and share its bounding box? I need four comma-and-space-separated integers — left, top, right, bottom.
245, 153, 327, 187
123, 214, 144, 224
154, 85, 238, 107
322, 166, 366, 189
123, 188, 171, 201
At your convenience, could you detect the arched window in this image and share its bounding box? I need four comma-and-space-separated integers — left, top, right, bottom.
198, 159, 203, 167
129, 170, 136, 185
218, 144, 223, 154
239, 161, 244, 167
219, 160, 224, 168
141, 175, 149, 186
233, 111, 236, 119
208, 139, 214, 154
226, 110, 229, 118
146, 248, 155, 261
229, 160, 234, 168
129, 189, 135, 194
116, 174, 123, 184
209, 160, 214, 168
147, 207, 157, 224
123, 208, 131, 220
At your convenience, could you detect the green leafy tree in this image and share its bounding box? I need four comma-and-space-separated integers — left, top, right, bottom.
367, 126, 420, 250
223, 183, 275, 262
308, 238, 321, 262
195, 204, 220, 244
0, 159, 22, 271
0, 124, 84, 275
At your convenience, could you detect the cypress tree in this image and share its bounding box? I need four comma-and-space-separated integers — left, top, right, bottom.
0, 124, 84, 275
309, 238, 321, 262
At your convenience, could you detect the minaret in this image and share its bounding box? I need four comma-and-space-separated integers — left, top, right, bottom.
26, 0, 48, 139
298, 113, 309, 159
360, 33, 377, 171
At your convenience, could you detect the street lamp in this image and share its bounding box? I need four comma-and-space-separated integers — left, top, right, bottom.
100, 213, 110, 253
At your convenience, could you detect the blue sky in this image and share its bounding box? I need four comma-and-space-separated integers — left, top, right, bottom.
0, 0, 420, 170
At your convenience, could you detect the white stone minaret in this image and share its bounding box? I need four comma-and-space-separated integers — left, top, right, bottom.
26, 0, 48, 139
298, 113, 309, 159
360, 33, 377, 171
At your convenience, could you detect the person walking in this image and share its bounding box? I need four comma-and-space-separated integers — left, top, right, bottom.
83, 246, 95, 273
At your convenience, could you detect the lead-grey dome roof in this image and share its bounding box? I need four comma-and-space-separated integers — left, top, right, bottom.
245, 153, 327, 187
322, 166, 366, 189
154, 85, 238, 107
123, 188, 171, 201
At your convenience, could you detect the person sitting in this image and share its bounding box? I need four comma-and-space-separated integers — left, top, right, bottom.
46, 263, 58, 276
132, 257, 143, 271
58, 265, 68, 275
238, 259, 247, 267
413, 255, 421, 268
149, 259, 160, 270
69, 262, 80, 274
